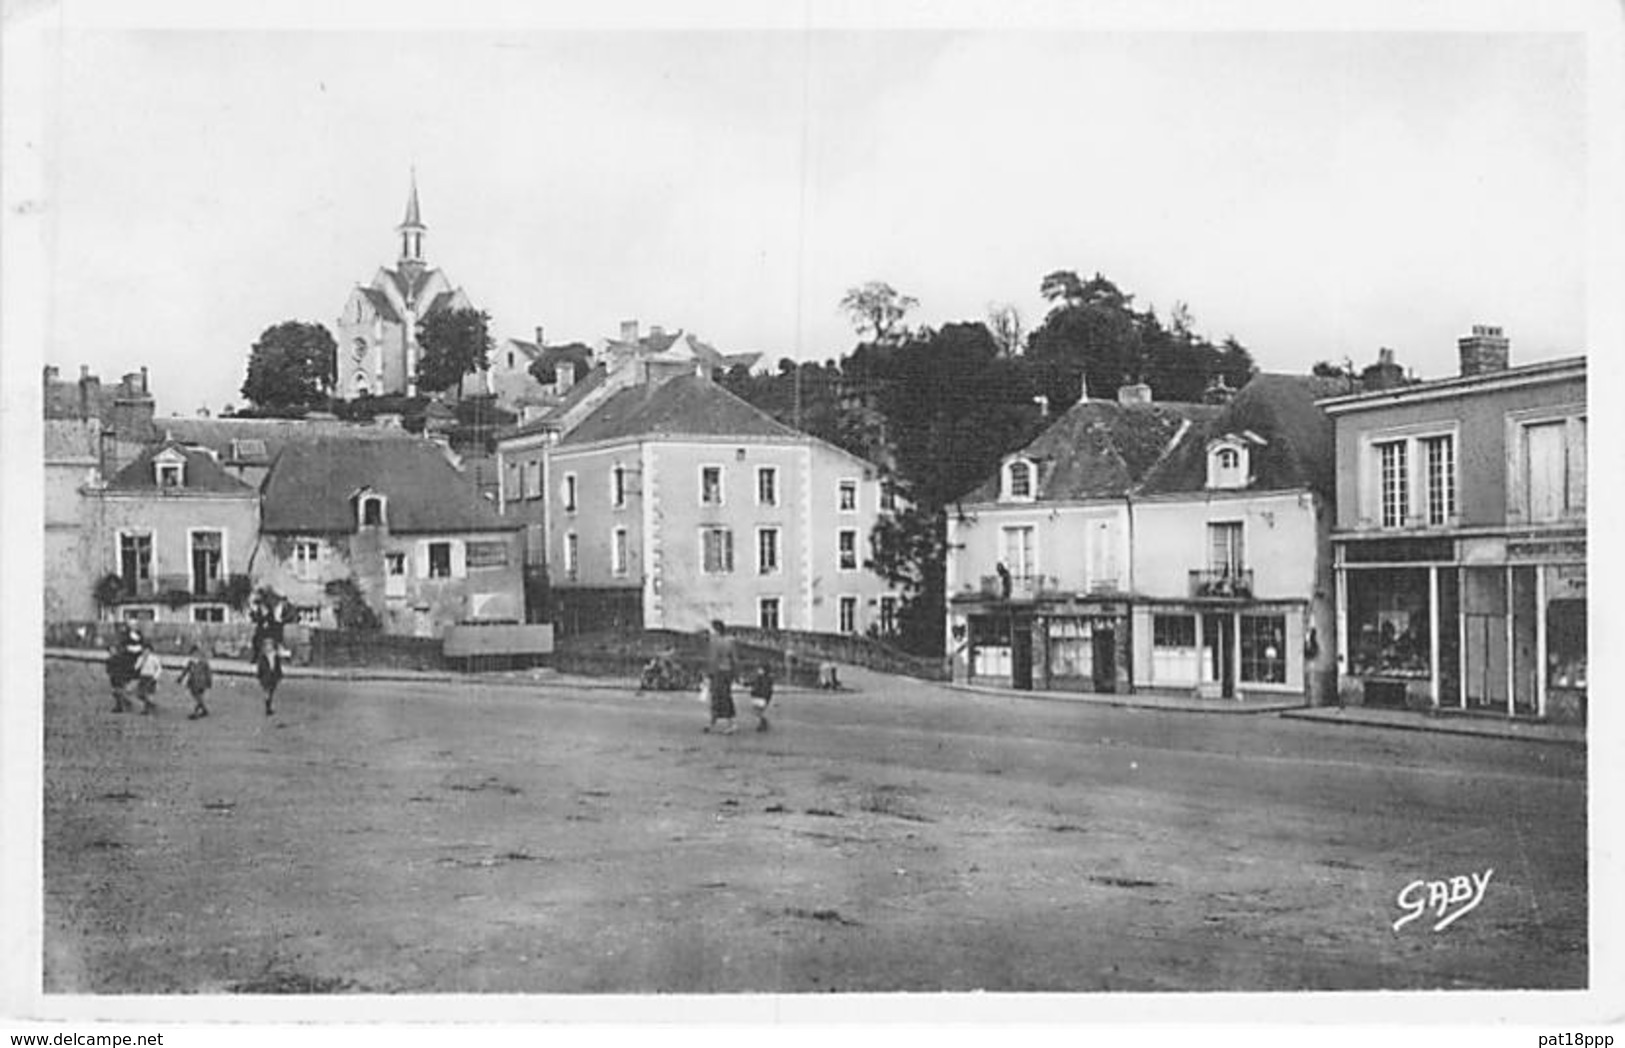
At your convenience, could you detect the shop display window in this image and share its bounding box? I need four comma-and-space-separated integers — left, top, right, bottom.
1349, 568, 1431, 678
1239, 615, 1287, 684
1547, 599, 1586, 690
969, 616, 1012, 678
1047, 617, 1094, 678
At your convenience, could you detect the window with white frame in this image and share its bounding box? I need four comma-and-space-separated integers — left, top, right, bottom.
360, 495, 385, 527
1001, 525, 1035, 581
612, 464, 627, 508
702, 527, 734, 574
523, 459, 543, 500
1375, 439, 1409, 527
1003, 459, 1035, 501
1366, 428, 1459, 529
427, 542, 453, 579
1206, 441, 1248, 490
505, 460, 521, 502
1207, 521, 1244, 576
759, 597, 781, 631
1151, 614, 1200, 684
611, 527, 629, 576
701, 466, 724, 506
192, 605, 225, 623
385, 552, 407, 597
189, 530, 223, 595
837, 529, 859, 571
838, 479, 858, 512
756, 466, 778, 507
562, 532, 578, 579
879, 596, 898, 635
157, 461, 183, 488
562, 472, 578, 512
838, 596, 858, 634
880, 484, 897, 512
292, 539, 321, 581
1239, 615, 1287, 684
1520, 416, 1586, 523
757, 527, 780, 575
1421, 434, 1455, 526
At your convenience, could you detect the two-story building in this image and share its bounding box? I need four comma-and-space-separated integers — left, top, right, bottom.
92, 441, 261, 624
1321, 328, 1586, 722
253, 437, 524, 637
947, 376, 1337, 703
525, 344, 896, 636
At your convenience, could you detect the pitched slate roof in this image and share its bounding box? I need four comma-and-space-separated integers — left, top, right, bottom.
260, 437, 516, 534
498, 365, 612, 439
163, 417, 406, 466
106, 442, 256, 495
359, 287, 401, 323
1137, 374, 1335, 497
963, 399, 1218, 504
385, 266, 436, 306
560, 374, 804, 446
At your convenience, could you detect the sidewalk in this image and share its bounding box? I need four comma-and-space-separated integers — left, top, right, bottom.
1280, 704, 1586, 746
946, 679, 1304, 715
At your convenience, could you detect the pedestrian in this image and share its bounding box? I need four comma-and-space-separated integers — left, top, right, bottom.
702, 619, 737, 735
177, 642, 214, 720
748, 662, 775, 732
105, 625, 140, 713
255, 636, 283, 716
132, 643, 163, 715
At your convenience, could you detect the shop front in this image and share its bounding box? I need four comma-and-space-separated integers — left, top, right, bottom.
954, 597, 1131, 693
1134, 602, 1308, 700
1336, 534, 1584, 722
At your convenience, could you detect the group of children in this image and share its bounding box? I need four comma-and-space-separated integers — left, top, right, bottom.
106, 624, 285, 719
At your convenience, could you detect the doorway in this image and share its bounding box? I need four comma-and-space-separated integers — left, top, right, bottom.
1011, 617, 1033, 691
1091, 625, 1116, 693
1203, 613, 1234, 698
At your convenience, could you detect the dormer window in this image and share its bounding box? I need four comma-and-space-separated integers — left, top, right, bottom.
1206, 438, 1251, 490
153, 448, 186, 489
355, 490, 387, 529
1002, 458, 1036, 502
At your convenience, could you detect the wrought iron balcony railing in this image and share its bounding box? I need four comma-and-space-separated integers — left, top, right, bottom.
1190, 568, 1254, 599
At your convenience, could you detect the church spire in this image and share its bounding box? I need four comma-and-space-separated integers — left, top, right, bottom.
397, 168, 426, 267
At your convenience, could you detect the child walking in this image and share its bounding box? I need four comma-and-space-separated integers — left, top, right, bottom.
177, 643, 214, 720
748, 662, 775, 732
132, 644, 163, 715
255, 637, 283, 716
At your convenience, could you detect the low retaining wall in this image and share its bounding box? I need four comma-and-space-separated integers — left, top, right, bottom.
46, 621, 279, 661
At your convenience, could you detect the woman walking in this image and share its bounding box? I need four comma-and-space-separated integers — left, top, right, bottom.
702, 619, 737, 735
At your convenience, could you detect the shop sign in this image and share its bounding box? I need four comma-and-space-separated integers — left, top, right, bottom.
1459, 537, 1506, 565
1507, 537, 1586, 562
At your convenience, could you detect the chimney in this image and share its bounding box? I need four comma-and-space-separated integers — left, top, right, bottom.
1458, 325, 1510, 377
1117, 381, 1152, 406
554, 360, 575, 394
620, 319, 639, 344
650, 324, 665, 340
1034, 394, 1050, 418
534, 325, 545, 349
43, 365, 59, 383
1201, 375, 1235, 405
80, 365, 90, 380
1378, 347, 1395, 368
140, 366, 149, 394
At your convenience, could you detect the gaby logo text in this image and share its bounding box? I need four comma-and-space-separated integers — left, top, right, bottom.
1392, 868, 1493, 932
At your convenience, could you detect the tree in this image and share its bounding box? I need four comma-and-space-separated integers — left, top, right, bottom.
839, 281, 918, 345
416, 307, 493, 398
986, 302, 1025, 357
240, 321, 337, 414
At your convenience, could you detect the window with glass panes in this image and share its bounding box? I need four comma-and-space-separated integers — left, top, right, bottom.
757, 527, 780, 574
119, 531, 153, 588
1239, 615, 1287, 683
702, 528, 734, 574
1376, 439, 1408, 527
611, 528, 629, 575
757, 466, 778, 506
1422, 434, 1455, 526
838, 480, 858, 512
1207, 522, 1243, 575
839, 596, 858, 634
759, 597, 781, 631
838, 529, 858, 570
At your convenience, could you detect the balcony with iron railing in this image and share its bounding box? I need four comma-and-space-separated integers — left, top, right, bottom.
976, 573, 1060, 602
1189, 567, 1254, 600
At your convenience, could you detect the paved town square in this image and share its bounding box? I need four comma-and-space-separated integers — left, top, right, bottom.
43, 660, 1586, 994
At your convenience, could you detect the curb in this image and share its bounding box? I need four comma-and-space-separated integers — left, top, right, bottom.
1278, 708, 1586, 746
943, 682, 1303, 716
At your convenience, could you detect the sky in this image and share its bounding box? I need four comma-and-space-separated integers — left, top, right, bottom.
24, 9, 1595, 416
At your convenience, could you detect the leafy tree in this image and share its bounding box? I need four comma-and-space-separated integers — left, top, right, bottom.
839, 281, 918, 345
986, 302, 1025, 357
240, 321, 337, 414
416, 307, 493, 398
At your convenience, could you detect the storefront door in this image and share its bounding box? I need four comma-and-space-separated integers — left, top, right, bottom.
1011, 617, 1033, 691
1203, 613, 1234, 698
1091, 626, 1116, 693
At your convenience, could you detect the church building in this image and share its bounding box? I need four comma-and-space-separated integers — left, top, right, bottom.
335, 173, 475, 399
